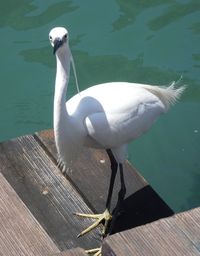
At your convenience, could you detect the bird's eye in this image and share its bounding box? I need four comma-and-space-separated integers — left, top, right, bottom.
49, 35, 52, 41
64, 34, 67, 39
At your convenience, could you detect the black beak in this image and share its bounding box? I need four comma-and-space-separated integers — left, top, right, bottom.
53, 38, 63, 54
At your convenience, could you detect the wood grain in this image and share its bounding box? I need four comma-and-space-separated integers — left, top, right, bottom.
35, 130, 147, 212
0, 172, 59, 256
50, 248, 86, 256
0, 135, 99, 251
0, 130, 174, 254
36, 130, 173, 233
103, 207, 200, 255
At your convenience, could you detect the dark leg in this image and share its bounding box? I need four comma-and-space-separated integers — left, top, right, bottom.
74, 149, 119, 238
108, 163, 126, 235
105, 149, 118, 210
118, 163, 126, 203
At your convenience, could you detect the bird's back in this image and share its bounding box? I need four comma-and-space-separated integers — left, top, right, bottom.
67, 82, 164, 116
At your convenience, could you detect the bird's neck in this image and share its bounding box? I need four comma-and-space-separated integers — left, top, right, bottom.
54, 46, 71, 134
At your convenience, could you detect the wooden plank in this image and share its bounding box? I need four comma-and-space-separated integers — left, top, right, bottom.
50, 248, 86, 256
103, 207, 200, 255
0, 172, 59, 256
35, 130, 147, 211
0, 135, 99, 251
171, 207, 200, 252
36, 130, 174, 233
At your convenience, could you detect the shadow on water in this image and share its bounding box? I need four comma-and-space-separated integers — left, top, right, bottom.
0, 0, 78, 30
20, 44, 199, 102
113, 0, 173, 31
113, 0, 200, 32
148, 0, 200, 31
19, 35, 84, 69
191, 21, 200, 34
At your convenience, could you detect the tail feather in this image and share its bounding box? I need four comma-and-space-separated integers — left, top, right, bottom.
165, 80, 186, 108
141, 78, 186, 111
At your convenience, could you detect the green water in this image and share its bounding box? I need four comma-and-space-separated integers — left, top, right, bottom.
0, 0, 200, 213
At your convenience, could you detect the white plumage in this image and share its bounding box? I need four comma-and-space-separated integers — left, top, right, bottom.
49, 26, 186, 238
65, 82, 177, 163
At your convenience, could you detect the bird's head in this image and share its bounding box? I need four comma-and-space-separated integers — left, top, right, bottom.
49, 27, 69, 54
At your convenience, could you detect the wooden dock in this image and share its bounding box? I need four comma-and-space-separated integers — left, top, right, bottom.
0, 129, 198, 255
103, 207, 200, 255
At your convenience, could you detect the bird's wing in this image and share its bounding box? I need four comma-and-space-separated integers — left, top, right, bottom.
84, 99, 164, 149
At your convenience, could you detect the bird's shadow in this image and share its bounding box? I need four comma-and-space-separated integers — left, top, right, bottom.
109, 185, 174, 235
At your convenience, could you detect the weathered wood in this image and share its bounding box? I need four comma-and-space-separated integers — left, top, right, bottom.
0, 129, 174, 254
175, 208, 200, 251
0, 135, 99, 251
50, 248, 86, 256
36, 130, 173, 233
0, 172, 59, 256
35, 130, 147, 211
103, 207, 200, 255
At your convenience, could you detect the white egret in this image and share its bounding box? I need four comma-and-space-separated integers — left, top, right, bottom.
49, 27, 186, 238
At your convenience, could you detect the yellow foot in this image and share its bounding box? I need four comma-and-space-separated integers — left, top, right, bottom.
74, 209, 112, 237
85, 247, 101, 256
